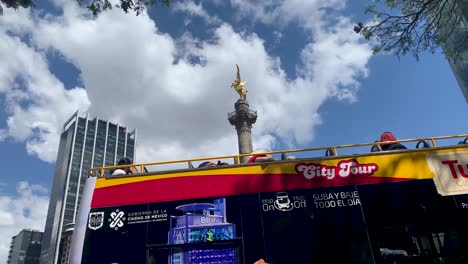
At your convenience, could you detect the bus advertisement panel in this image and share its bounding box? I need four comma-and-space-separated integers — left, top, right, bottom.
82, 181, 468, 264
78, 146, 468, 264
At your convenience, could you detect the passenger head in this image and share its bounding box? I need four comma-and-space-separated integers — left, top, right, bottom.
115, 157, 133, 174
252, 148, 272, 157
379, 132, 407, 151
248, 148, 274, 163
380, 132, 397, 142
118, 157, 132, 165
198, 161, 216, 168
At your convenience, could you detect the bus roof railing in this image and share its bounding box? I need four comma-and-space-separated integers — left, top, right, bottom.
88, 133, 468, 177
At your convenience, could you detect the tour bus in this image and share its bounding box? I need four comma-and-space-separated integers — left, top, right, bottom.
69, 134, 468, 264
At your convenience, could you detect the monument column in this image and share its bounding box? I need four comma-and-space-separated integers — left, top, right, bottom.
228, 99, 257, 163
228, 65, 257, 163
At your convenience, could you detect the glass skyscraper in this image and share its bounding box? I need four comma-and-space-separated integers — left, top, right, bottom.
40, 111, 136, 264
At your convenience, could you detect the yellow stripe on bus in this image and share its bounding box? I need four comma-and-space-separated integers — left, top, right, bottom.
95, 166, 262, 189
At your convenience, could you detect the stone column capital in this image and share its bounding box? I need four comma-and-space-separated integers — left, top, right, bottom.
228, 100, 258, 131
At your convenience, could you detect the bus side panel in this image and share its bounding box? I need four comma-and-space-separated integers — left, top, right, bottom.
80, 179, 468, 264
69, 177, 97, 264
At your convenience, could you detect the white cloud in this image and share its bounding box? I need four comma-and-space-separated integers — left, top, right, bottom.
0, 129, 6, 141
0, 9, 90, 162
299, 16, 371, 103
173, 0, 221, 25
0, 6, 34, 35
0, 181, 49, 263
0, 0, 371, 164
228, 0, 347, 31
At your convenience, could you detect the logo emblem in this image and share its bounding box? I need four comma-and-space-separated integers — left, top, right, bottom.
108, 209, 125, 230
274, 191, 293, 211
88, 212, 104, 230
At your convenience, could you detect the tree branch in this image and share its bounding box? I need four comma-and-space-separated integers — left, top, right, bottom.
357, 0, 465, 59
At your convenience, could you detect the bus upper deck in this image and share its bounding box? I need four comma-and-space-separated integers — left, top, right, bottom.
89, 133, 468, 177
71, 133, 468, 264
87, 134, 468, 204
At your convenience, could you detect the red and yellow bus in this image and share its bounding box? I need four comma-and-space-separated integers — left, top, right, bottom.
70, 134, 468, 264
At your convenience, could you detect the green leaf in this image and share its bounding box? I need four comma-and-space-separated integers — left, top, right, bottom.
365, 4, 376, 14
362, 28, 373, 40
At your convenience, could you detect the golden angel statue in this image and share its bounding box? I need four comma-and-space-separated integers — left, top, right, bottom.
231, 64, 248, 101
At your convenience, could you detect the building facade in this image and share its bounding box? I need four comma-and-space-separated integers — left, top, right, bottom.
59, 224, 75, 264
7, 229, 43, 264
40, 111, 136, 264
444, 2, 468, 102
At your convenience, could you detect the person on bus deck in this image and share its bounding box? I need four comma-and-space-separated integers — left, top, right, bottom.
111, 157, 137, 176
379, 132, 407, 151
198, 161, 216, 168
248, 148, 275, 163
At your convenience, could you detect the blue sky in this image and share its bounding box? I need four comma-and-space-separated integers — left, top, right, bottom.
0, 0, 467, 262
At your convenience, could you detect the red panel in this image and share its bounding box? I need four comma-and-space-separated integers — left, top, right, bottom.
91, 173, 412, 208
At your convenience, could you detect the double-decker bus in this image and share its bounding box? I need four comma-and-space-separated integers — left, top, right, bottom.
69, 134, 468, 264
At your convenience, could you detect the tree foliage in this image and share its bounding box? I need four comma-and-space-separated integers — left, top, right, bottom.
0, 0, 34, 15
355, 0, 467, 59
0, 0, 170, 16
83, 0, 170, 16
